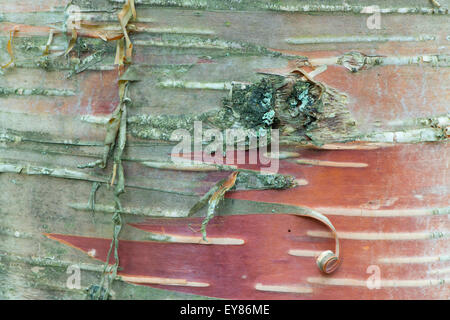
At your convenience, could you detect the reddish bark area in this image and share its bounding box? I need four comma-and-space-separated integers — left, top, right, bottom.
47, 211, 449, 299
179, 143, 449, 209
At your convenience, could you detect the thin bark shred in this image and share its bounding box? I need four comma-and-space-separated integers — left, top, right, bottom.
200, 171, 239, 241
117, 0, 136, 64
42, 30, 55, 56
64, 28, 78, 56
1, 27, 18, 69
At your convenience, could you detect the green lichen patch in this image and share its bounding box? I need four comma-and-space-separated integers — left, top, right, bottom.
128, 113, 199, 141
285, 81, 319, 126
0, 87, 76, 97
222, 77, 277, 129
86, 284, 111, 300
7, 35, 114, 72
269, 74, 358, 143
223, 75, 326, 142
67, 49, 107, 78
235, 171, 295, 190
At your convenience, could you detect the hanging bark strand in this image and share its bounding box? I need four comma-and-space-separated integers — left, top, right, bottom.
117, 0, 136, 63
1, 27, 17, 69
86, 0, 135, 300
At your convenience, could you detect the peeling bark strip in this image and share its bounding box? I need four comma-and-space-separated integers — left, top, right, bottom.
307, 277, 449, 288
110, 0, 449, 14
0, 162, 106, 182
309, 53, 450, 72
363, 127, 448, 143
0, 252, 112, 273
199, 171, 239, 241
0, 158, 296, 196
119, 275, 210, 287
307, 230, 449, 241
315, 207, 450, 217
379, 255, 450, 264
264, 3, 449, 14
0, 87, 76, 96
254, 283, 312, 294
288, 208, 341, 274
336, 52, 450, 72
294, 159, 368, 168
141, 159, 234, 171
136, 232, 245, 245
286, 35, 436, 45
